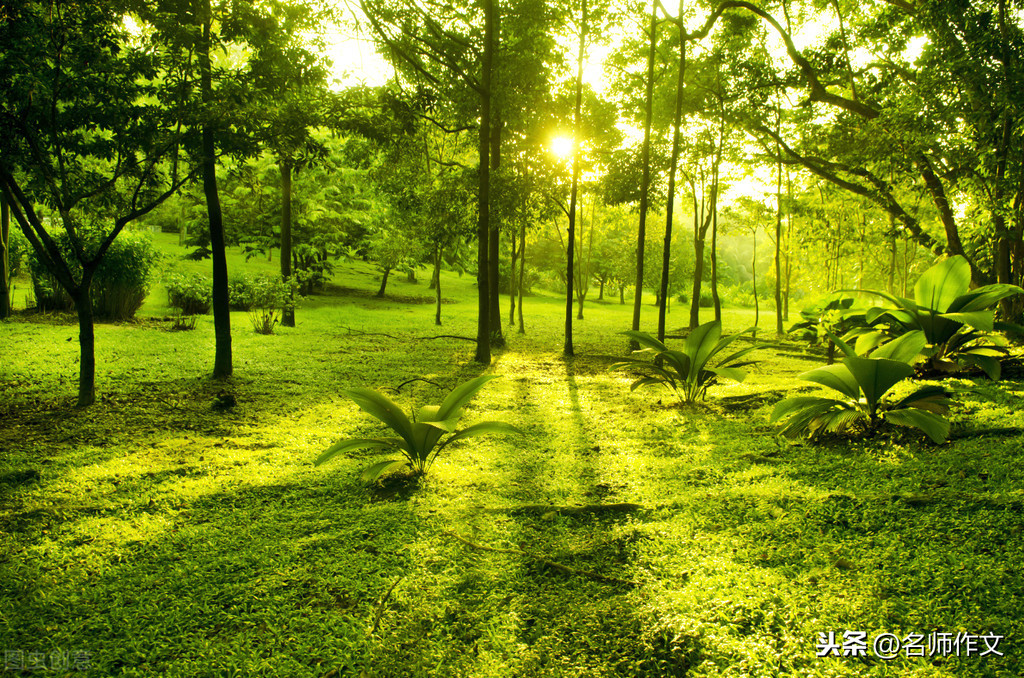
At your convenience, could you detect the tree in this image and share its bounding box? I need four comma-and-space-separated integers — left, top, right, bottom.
0, 0, 198, 406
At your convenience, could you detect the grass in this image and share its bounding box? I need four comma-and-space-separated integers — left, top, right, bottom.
1, 232, 1023, 677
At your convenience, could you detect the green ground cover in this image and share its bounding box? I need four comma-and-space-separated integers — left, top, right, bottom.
2, 234, 1023, 677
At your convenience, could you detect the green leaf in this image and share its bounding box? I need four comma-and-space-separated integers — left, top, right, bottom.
622, 330, 669, 353
360, 458, 409, 484
800, 364, 861, 400
316, 437, 402, 466
914, 256, 971, 312
344, 388, 416, 451
948, 284, 1024, 312
890, 385, 951, 413
685, 321, 722, 378
708, 366, 747, 383
438, 421, 520, 450
843, 356, 915, 409
883, 408, 950, 443
960, 353, 1002, 380
436, 375, 499, 421
871, 330, 925, 363
940, 310, 994, 332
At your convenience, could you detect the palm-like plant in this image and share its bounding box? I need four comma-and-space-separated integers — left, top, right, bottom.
770, 331, 953, 443
611, 321, 760, 403
843, 256, 1023, 379
316, 375, 518, 483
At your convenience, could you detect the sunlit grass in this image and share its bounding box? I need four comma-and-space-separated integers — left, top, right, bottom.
1, 238, 1023, 677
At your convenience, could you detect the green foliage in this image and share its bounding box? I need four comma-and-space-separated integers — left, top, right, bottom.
166, 272, 212, 315
317, 376, 519, 483
26, 231, 157, 319
844, 256, 1024, 379
788, 294, 859, 346
771, 331, 953, 443
245, 275, 291, 335
611, 321, 759, 403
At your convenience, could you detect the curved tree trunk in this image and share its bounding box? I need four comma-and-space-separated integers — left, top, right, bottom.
200, 4, 231, 379
434, 246, 442, 325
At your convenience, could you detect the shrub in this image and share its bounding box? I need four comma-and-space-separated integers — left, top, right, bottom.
843, 256, 1024, 379
228, 274, 260, 311
244, 275, 290, 335
770, 330, 952, 443
166, 272, 212, 315
317, 376, 519, 483
611, 321, 760, 403
698, 292, 714, 308
26, 231, 157, 319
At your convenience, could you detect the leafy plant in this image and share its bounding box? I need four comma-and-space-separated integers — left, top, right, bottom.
317, 375, 519, 483
843, 256, 1023, 379
611, 321, 760, 403
770, 330, 953, 443
166, 272, 212, 315
788, 294, 862, 362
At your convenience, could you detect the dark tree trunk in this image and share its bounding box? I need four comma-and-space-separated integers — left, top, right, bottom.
775, 149, 784, 335
619, 284, 625, 304
489, 112, 504, 347
598, 278, 604, 300
565, 0, 587, 357
73, 283, 96, 407
509, 228, 517, 326
280, 158, 295, 327
711, 192, 721, 322
434, 257, 443, 326
377, 268, 391, 297
475, 0, 495, 364
200, 6, 231, 379
661, 8, 685, 342
0, 193, 10, 318
631, 0, 658, 349
517, 220, 525, 334
752, 229, 759, 338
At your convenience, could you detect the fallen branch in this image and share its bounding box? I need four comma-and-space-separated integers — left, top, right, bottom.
444, 530, 636, 587
477, 503, 645, 517
370, 575, 405, 634
411, 335, 478, 343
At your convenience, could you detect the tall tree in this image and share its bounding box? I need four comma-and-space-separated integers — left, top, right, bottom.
0, 0, 197, 405
658, 0, 686, 343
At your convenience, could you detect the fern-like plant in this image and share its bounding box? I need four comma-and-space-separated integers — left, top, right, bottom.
316, 375, 519, 483
611, 321, 759, 403
770, 330, 953, 443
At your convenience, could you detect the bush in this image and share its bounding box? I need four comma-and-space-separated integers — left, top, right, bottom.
228, 274, 260, 311
26, 231, 157, 319
244, 275, 290, 334
698, 292, 714, 308
166, 272, 212, 315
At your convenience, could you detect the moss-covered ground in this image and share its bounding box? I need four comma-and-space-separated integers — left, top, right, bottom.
1, 233, 1022, 677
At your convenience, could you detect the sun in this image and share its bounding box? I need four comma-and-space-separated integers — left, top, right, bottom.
550, 136, 575, 160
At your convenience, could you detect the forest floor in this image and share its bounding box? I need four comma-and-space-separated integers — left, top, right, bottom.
1, 234, 1023, 677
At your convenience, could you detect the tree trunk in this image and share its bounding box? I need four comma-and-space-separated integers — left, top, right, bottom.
631, 0, 658, 349
406, 268, 417, 283
752, 229, 759, 338
619, 284, 625, 304
475, 0, 494, 364
509, 228, 517, 326
711, 191, 721, 322
775, 147, 784, 335
488, 8, 504, 349
887, 224, 897, 294
565, 0, 587, 357
517, 219, 525, 334
598, 278, 604, 300
200, 6, 232, 379
0, 193, 10, 318
280, 158, 295, 327
434, 248, 442, 326
73, 283, 96, 407
377, 268, 391, 297
660, 5, 685, 344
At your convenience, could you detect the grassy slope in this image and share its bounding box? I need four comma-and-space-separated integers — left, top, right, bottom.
1, 233, 1022, 677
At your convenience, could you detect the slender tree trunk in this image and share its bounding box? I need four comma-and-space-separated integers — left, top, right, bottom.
711, 195, 720, 322
0, 193, 10, 318
660, 6, 685, 343
200, 6, 232, 379
488, 10, 504, 348
775, 144, 784, 335
752, 229, 759, 338
888, 226, 897, 294
280, 158, 295, 327
784, 166, 792, 320
377, 268, 391, 297
517, 220, 525, 334
631, 0, 658, 349
434, 248, 442, 326
509, 228, 517, 326
619, 284, 625, 304
475, 0, 495, 364
565, 0, 587, 357
598, 278, 604, 300
73, 282, 96, 407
